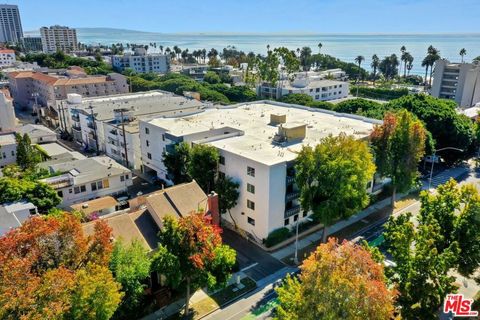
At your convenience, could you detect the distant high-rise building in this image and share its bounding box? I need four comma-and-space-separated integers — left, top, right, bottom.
22, 36, 43, 52
0, 5, 23, 44
40, 25, 78, 53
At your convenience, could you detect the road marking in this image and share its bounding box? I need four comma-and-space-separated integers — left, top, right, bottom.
240, 263, 259, 272
394, 201, 420, 216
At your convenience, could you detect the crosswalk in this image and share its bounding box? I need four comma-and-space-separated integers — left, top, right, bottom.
422, 165, 471, 189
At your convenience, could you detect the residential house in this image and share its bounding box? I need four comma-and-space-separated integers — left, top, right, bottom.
0, 202, 38, 236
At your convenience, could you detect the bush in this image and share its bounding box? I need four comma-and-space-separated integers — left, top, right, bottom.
350, 86, 409, 100
280, 93, 335, 110
265, 227, 290, 247
204, 71, 221, 84
334, 98, 385, 119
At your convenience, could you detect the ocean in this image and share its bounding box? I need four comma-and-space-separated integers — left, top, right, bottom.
27, 28, 480, 76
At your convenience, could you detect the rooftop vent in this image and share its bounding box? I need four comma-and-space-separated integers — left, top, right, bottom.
270, 113, 287, 125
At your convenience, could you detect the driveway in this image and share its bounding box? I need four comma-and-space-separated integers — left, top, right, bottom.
222, 228, 285, 281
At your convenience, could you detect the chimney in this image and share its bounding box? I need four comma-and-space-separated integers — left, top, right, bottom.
207, 191, 220, 226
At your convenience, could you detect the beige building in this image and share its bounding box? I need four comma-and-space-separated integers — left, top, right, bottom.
40, 25, 78, 53
0, 89, 16, 132
8, 67, 128, 110
431, 59, 480, 108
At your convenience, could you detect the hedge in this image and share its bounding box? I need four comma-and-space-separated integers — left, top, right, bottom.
265, 227, 290, 247
350, 86, 409, 100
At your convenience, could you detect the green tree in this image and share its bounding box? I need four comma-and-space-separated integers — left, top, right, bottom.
15, 133, 41, 170
459, 48, 467, 63
299, 47, 312, 71
109, 240, 151, 320
378, 54, 399, 80
371, 54, 380, 84
162, 142, 191, 184
295, 133, 376, 242
419, 179, 480, 277
151, 213, 236, 316
204, 71, 221, 84
215, 175, 240, 228
384, 212, 459, 319
370, 110, 426, 206
274, 47, 300, 80
188, 144, 219, 193
275, 238, 396, 320
354, 55, 365, 84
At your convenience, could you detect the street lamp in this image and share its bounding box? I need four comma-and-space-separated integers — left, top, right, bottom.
428, 147, 464, 190
294, 216, 313, 265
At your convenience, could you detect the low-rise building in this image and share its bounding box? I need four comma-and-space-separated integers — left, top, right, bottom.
7, 67, 128, 110
57, 91, 206, 169
180, 65, 209, 81
70, 196, 119, 218
16, 124, 57, 144
257, 72, 349, 101
431, 59, 480, 108
0, 133, 16, 168
112, 47, 170, 74
40, 156, 132, 207
139, 101, 379, 241
0, 49, 16, 67
0, 202, 38, 236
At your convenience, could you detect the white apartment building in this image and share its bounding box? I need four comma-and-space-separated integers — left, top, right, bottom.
431, 59, 480, 108
139, 101, 379, 241
40, 156, 132, 208
0, 5, 23, 44
40, 25, 78, 53
0, 133, 16, 168
112, 47, 170, 74
0, 89, 16, 132
0, 49, 15, 67
57, 91, 206, 169
258, 74, 349, 102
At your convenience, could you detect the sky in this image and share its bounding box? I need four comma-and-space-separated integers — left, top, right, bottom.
10, 0, 480, 34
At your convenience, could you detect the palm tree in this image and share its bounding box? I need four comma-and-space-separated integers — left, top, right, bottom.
159, 45, 164, 54
401, 52, 413, 78
400, 46, 406, 76
318, 42, 322, 54
427, 46, 440, 87
460, 48, 467, 63
266, 44, 270, 53
406, 54, 414, 76
354, 55, 364, 83
371, 54, 380, 85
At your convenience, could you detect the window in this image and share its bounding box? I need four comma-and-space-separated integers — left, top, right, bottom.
11, 150, 14, 156
102, 179, 110, 188
162, 134, 165, 141
218, 171, 225, 179
80, 185, 86, 193
284, 218, 289, 226
247, 183, 255, 194
57, 190, 63, 198
293, 214, 298, 222
146, 140, 150, 147
247, 166, 255, 177
74, 186, 80, 194
125, 174, 129, 180
219, 156, 225, 165
248, 217, 255, 226
315, 88, 320, 92
91, 182, 97, 191
145, 127, 149, 134
247, 200, 255, 210
315, 95, 319, 99
97, 181, 103, 189
147, 152, 152, 160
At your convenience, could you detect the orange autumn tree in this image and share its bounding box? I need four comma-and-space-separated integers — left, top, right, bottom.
0, 214, 122, 320
275, 238, 396, 320
151, 213, 236, 316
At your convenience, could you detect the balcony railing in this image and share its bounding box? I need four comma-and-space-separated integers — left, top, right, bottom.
87, 122, 95, 129
285, 191, 300, 201
71, 114, 80, 122
72, 125, 81, 132
109, 129, 118, 135
286, 176, 295, 184
42, 174, 73, 189
285, 205, 301, 218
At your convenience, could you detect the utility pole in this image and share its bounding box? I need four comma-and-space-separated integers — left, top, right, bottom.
118, 109, 129, 168
89, 104, 100, 155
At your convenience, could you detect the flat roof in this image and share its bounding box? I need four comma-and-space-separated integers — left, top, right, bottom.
71, 196, 119, 215
0, 133, 15, 146
282, 79, 347, 90
147, 101, 380, 166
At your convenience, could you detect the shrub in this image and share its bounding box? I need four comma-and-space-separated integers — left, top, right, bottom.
350, 86, 409, 100
265, 227, 290, 247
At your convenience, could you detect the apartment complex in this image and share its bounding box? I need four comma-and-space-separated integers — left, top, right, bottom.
0, 49, 15, 67
139, 101, 379, 241
112, 47, 170, 74
0, 4, 23, 44
22, 36, 43, 52
8, 67, 128, 109
257, 71, 349, 101
57, 91, 206, 169
40, 25, 78, 53
40, 156, 132, 207
431, 59, 480, 108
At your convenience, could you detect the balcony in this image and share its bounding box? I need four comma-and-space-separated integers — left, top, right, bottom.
286, 176, 295, 184
285, 191, 300, 201
71, 114, 80, 122
108, 139, 118, 147
42, 174, 73, 189
285, 205, 301, 218
72, 125, 81, 132
109, 129, 118, 135
87, 122, 95, 129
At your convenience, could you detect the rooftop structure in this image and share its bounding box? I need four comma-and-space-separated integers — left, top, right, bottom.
70, 196, 119, 217
0, 132, 16, 168
0, 201, 37, 236
140, 101, 379, 241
